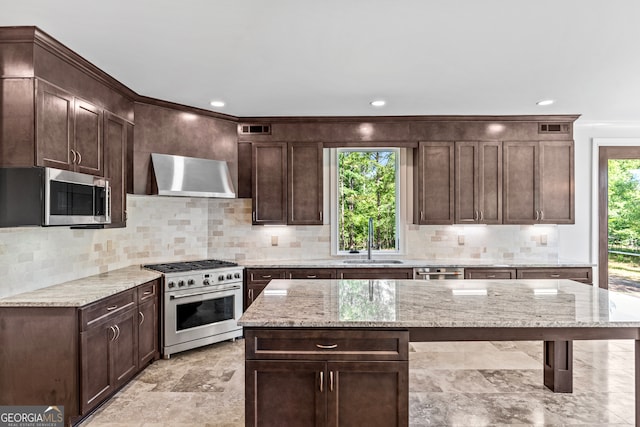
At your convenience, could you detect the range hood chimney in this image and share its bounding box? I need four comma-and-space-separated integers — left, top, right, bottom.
150, 153, 236, 198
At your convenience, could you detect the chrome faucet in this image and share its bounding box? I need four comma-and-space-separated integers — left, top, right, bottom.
367, 217, 374, 260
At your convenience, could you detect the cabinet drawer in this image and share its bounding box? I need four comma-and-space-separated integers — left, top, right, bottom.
245, 329, 409, 361
464, 268, 516, 279
247, 269, 286, 284
516, 268, 592, 284
80, 289, 136, 330
138, 279, 159, 303
287, 269, 336, 279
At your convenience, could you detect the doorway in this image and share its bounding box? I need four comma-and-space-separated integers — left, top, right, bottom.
598, 146, 640, 292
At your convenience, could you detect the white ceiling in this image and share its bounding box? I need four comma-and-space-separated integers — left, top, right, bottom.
2, 0, 640, 124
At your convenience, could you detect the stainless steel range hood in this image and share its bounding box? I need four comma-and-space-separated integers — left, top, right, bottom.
151, 153, 235, 198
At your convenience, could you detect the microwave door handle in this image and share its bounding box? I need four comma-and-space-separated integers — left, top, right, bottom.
105, 182, 111, 223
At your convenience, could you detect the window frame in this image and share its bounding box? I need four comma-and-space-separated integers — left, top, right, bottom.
330, 147, 403, 256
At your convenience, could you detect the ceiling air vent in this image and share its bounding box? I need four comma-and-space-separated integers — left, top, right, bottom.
239, 124, 271, 135
538, 123, 570, 134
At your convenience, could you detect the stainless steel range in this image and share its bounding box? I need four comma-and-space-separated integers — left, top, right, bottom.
144, 259, 244, 358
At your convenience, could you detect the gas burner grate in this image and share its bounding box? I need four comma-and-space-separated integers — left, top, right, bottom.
143, 259, 238, 274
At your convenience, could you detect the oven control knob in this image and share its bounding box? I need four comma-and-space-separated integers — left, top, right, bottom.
234, 272, 241, 279
168, 281, 176, 289
226, 273, 233, 280
218, 275, 225, 281
187, 279, 195, 286
178, 280, 185, 287
203, 279, 210, 286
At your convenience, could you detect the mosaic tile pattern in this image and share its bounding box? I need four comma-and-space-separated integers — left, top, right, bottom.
78, 339, 636, 426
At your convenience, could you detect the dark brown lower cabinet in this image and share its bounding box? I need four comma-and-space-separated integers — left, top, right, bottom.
80, 307, 138, 414
0, 279, 160, 426
245, 329, 409, 427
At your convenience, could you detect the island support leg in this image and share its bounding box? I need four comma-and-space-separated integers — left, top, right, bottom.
543, 340, 573, 393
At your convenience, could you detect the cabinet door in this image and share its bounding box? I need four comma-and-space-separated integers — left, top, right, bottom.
415, 141, 454, 224
337, 268, 413, 279
104, 112, 127, 227
455, 141, 479, 224
35, 80, 74, 170
288, 142, 323, 225
80, 322, 112, 414
111, 308, 139, 388
539, 141, 574, 224
252, 143, 287, 224
245, 283, 268, 310
74, 99, 103, 176
138, 299, 158, 367
478, 141, 502, 224
503, 141, 538, 224
246, 360, 326, 427
327, 361, 408, 427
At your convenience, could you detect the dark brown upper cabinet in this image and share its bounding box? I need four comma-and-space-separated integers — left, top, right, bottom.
36, 80, 103, 176
288, 142, 323, 225
455, 141, 502, 224
252, 143, 288, 224
414, 141, 454, 225
103, 112, 130, 228
251, 142, 323, 225
503, 140, 574, 224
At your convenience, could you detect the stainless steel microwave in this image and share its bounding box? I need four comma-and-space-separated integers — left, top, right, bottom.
0, 167, 110, 227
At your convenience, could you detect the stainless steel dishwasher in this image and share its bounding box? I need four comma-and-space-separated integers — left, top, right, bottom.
413, 267, 465, 280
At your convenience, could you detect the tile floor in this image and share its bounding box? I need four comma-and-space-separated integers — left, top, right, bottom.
78, 338, 636, 426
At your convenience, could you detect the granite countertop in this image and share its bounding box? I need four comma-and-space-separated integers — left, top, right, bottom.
0, 265, 162, 307
238, 278, 640, 328
241, 258, 594, 268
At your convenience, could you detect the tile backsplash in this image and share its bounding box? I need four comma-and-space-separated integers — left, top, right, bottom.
0, 195, 558, 298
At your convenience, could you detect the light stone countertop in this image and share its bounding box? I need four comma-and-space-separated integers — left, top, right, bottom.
241, 258, 594, 268
0, 265, 162, 307
238, 279, 640, 328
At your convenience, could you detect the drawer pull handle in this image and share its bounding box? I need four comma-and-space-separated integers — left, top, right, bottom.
143, 291, 152, 296
550, 274, 560, 278
262, 275, 272, 279
106, 305, 118, 311
139, 311, 145, 326
114, 324, 120, 341
487, 275, 496, 278
319, 371, 324, 392
316, 344, 338, 349
307, 275, 317, 278
329, 371, 334, 392
109, 326, 117, 341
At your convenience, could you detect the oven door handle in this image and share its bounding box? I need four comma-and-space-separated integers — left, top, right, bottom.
169, 286, 241, 300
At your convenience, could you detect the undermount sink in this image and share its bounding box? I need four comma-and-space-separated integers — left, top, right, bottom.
343, 259, 404, 264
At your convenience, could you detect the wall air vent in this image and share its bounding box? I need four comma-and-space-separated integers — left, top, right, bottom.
538, 123, 570, 134
239, 124, 271, 135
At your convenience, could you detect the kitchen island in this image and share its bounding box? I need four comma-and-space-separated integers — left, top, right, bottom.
239, 278, 640, 426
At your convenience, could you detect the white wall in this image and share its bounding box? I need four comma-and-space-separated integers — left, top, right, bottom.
558, 123, 640, 267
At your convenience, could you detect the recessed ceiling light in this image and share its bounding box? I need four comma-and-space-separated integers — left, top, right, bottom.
210, 100, 225, 108
536, 99, 554, 106
370, 100, 386, 107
